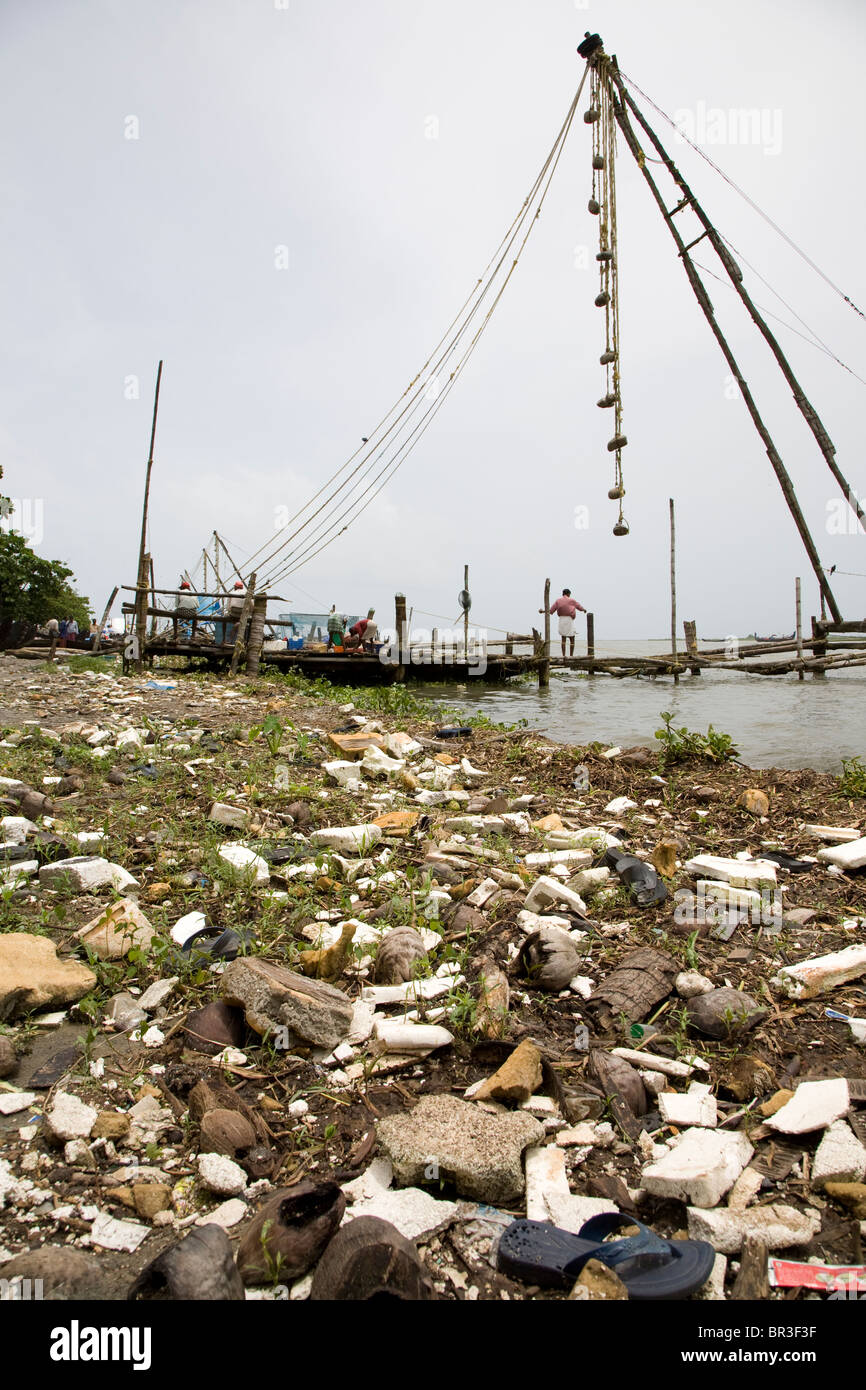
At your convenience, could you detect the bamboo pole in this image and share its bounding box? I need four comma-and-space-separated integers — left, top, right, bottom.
245, 594, 267, 677
149, 557, 158, 639
586, 611, 595, 673
215, 532, 247, 588
606, 70, 842, 625
134, 361, 163, 671
463, 564, 469, 663
212, 532, 222, 590
669, 498, 679, 683
92, 586, 118, 654
229, 573, 257, 676
613, 83, 865, 541
795, 577, 804, 680
539, 578, 551, 688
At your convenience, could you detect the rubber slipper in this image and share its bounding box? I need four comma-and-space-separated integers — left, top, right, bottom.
759, 851, 814, 874
497, 1214, 715, 1300
604, 851, 668, 907
181, 926, 252, 961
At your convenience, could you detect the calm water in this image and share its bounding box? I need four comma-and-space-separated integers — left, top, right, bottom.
415, 639, 866, 773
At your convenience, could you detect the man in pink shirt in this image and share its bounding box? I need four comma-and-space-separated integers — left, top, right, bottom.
541, 588, 586, 657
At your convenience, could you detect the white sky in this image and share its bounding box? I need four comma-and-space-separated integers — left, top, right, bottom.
2, 0, 865, 639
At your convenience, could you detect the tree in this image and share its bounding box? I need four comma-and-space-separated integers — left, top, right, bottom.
0, 468, 91, 628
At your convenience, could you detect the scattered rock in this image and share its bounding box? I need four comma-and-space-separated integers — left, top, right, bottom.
824, 1181, 866, 1220
74, 898, 156, 959
675, 971, 714, 999
473, 1039, 544, 1104
765, 1079, 850, 1135
197, 1152, 248, 1197
642, 1128, 753, 1208
0, 933, 96, 1020
687, 1203, 821, 1254
221, 957, 354, 1051
737, 788, 770, 817
569, 1258, 628, 1300
376, 1094, 543, 1204
43, 1091, 98, 1144
811, 1121, 866, 1186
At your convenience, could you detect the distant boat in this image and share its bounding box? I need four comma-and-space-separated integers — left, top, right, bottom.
753, 632, 795, 643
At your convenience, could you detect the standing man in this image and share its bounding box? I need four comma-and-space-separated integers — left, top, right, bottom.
326, 605, 345, 649
541, 588, 586, 658
65, 615, 80, 647
45, 616, 60, 662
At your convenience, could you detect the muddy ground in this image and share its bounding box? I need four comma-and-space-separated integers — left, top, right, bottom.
0, 651, 864, 1301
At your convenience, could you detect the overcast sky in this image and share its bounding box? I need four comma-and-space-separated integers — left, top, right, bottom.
2, 0, 864, 640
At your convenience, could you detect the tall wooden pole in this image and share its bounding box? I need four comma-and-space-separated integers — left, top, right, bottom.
92, 585, 118, 654
670, 498, 679, 683
149, 557, 158, 639
463, 564, 469, 662
539, 577, 551, 688
606, 69, 842, 625
229, 573, 257, 676
795, 577, 804, 680
586, 611, 595, 674
212, 532, 222, 591
215, 532, 247, 588
134, 361, 163, 671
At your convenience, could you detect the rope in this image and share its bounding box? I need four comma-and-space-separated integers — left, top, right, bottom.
617, 67, 866, 322
259, 74, 588, 587
690, 257, 866, 386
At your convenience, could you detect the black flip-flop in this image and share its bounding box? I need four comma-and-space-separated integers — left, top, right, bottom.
181, 927, 252, 961
497, 1214, 715, 1300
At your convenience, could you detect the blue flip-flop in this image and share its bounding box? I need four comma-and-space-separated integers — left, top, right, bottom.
497, 1213, 715, 1300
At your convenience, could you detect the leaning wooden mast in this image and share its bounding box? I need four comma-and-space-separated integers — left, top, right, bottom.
578, 33, 847, 623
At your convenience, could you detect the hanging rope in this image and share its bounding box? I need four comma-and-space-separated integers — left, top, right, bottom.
617, 67, 866, 323
238, 75, 589, 589
589, 56, 629, 535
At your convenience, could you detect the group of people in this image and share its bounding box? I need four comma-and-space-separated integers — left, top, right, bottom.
326, 607, 378, 652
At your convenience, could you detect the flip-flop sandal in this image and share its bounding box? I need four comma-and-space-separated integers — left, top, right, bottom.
181, 927, 252, 961
497, 1214, 715, 1300
759, 851, 814, 874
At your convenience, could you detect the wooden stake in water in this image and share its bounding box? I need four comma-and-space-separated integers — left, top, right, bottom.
796, 576, 804, 680
539, 577, 551, 688
464, 564, 469, 663
670, 498, 679, 684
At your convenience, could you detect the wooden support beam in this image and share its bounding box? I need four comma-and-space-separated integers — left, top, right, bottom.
606, 67, 843, 625
586, 611, 595, 674
539, 578, 551, 688
229, 574, 257, 676
245, 594, 267, 677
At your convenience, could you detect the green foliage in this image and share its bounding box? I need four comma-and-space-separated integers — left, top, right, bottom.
654, 711, 738, 766
249, 712, 289, 757
0, 527, 90, 626
839, 755, 866, 798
